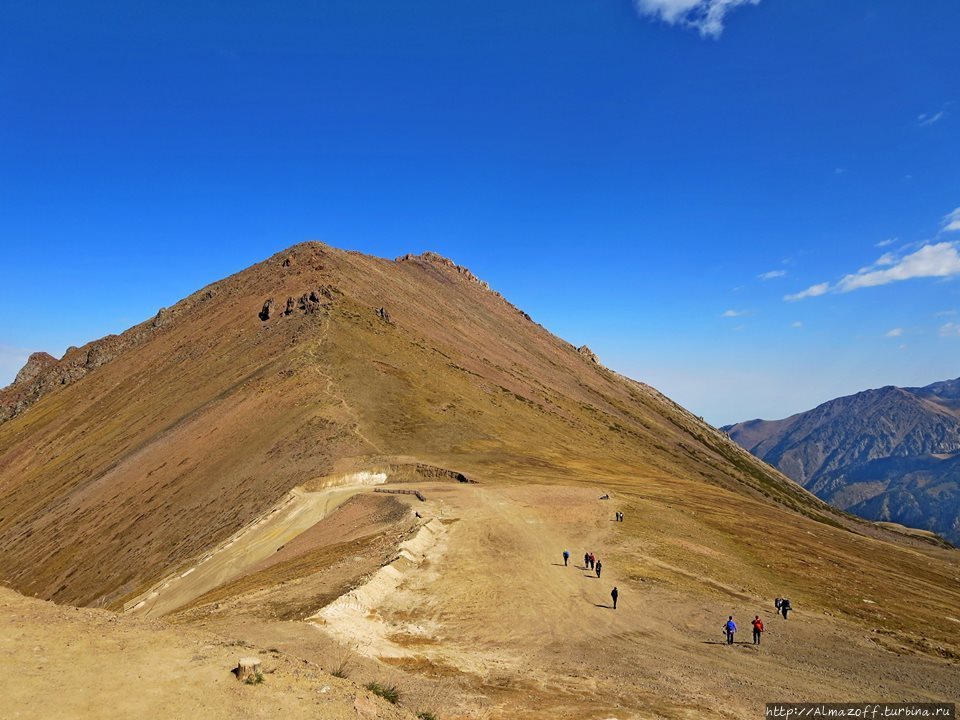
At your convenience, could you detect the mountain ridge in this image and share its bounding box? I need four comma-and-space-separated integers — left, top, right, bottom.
1, 241, 849, 609
724, 378, 960, 542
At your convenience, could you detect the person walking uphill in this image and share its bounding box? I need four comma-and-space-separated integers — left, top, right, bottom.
595, 560, 602, 578
563, 550, 570, 566
611, 586, 619, 609
751, 616, 764, 645
780, 598, 791, 619
724, 616, 737, 645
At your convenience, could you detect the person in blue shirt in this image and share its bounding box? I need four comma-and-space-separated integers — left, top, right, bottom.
724, 616, 737, 645
562, 550, 570, 566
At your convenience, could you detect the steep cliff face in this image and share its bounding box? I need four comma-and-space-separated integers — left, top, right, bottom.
725, 381, 960, 542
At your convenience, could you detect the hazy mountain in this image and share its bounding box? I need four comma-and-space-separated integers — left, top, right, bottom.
724, 381, 960, 542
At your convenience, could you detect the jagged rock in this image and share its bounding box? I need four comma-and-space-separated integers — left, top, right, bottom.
152, 308, 168, 328
297, 293, 320, 314
397, 251, 491, 289
85, 340, 117, 370
284, 297, 295, 316
258, 299, 273, 321
12, 352, 57, 388
376, 307, 391, 323
577, 345, 599, 364
281, 255, 293, 268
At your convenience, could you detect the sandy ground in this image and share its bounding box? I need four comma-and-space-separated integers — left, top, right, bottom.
197, 481, 959, 719
0, 587, 413, 720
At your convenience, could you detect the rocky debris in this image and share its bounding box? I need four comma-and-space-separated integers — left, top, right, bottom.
577, 345, 599, 364
152, 308, 168, 328
258, 299, 274, 321
297, 288, 332, 314
519, 309, 532, 321
259, 288, 333, 322
11, 352, 57, 388
376, 307, 391, 323
397, 251, 491, 290
281, 255, 293, 268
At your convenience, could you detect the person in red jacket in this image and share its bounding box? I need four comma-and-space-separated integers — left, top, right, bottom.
751, 616, 764, 645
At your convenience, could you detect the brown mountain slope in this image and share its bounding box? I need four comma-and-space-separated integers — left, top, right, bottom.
0, 243, 943, 610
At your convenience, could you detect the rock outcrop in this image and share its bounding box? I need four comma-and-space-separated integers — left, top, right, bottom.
577, 345, 599, 364
259, 299, 274, 321
11, 352, 57, 388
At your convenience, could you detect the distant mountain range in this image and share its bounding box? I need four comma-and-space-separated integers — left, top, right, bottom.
724, 378, 960, 544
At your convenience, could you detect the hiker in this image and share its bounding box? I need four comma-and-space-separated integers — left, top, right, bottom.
724, 616, 737, 645
775, 597, 782, 611
780, 598, 791, 619
595, 560, 602, 578
751, 616, 764, 645
563, 550, 570, 566
611, 586, 619, 609
588, 552, 595, 569
584, 552, 590, 569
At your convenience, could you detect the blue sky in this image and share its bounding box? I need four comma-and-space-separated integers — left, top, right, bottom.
1, 0, 958, 425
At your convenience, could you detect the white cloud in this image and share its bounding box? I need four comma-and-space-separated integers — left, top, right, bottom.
885, 328, 903, 338
940, 322, 960, 337
918, 111, 945, 127
784, 282, 829, 302
787, 240, 960, 301
936, 309, 957, 317
633, 0, 761, 38
722, 309, 747, 317
758, 269, 786, 280
837, 242, 960, 292
791, 321, 803, 328
875, 238, 896, 248
942, 207, 960, 232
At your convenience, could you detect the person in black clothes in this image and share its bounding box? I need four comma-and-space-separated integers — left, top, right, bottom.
780, 598, 791, 619
595, 561, 602, 578
611, 586, 619, 609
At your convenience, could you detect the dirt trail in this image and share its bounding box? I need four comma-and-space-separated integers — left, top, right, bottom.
297, 482, 959, 719
126, 472, 388, 617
